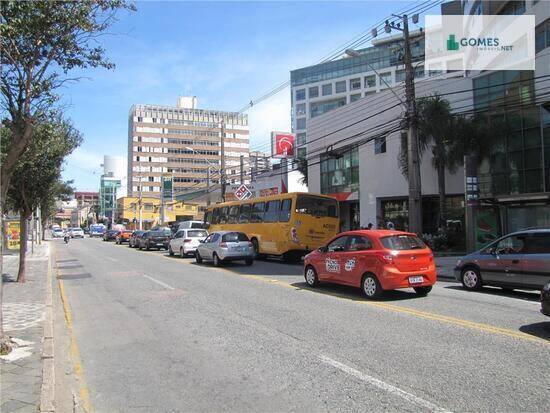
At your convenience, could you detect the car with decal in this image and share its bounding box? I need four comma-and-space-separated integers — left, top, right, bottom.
303, 230, 436, 299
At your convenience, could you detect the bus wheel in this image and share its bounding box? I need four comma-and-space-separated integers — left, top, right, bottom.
283, 251, 301, 263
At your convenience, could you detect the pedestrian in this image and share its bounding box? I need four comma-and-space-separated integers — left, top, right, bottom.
386, 221, 395, 230
367, 223, 373, 230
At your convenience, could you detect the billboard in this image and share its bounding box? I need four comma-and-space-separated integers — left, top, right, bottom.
7, 221, 20, 250
271, 132, 295, 159
162, 174, 173, 201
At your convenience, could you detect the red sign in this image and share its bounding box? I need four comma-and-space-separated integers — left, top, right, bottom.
234, 184, 253, 200
271, 132, 295, 158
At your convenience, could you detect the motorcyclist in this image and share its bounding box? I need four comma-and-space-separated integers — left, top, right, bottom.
63, 231, 70, 244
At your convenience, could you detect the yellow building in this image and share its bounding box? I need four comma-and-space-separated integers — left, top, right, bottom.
116, 197, 199, 230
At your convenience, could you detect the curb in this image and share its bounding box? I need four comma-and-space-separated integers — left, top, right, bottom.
40, 242, 55, 413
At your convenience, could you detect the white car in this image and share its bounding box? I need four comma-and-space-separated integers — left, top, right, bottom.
69, 228, 84, 238
52, 228, 64, 238
168, 228, 208, 257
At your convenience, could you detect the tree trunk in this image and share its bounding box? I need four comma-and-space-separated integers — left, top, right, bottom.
437, 162, 446, 230
1, 122, 34, 203
17, 213, 28, 283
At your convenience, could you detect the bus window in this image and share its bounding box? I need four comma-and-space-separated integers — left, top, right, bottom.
296, 195, 338, 218
279, 199, 292, 222
239, 204, 251, 223
251, 202, 265, 223
212, 208, 220, 224
219, 206, 229, 224
204, 210, 213, 225
228, 205, 240, 224
264, 200, 280, 223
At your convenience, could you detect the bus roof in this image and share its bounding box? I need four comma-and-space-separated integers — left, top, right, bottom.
207, 192, 338, 209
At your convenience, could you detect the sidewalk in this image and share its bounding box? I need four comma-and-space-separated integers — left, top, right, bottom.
1, 241, 52, 413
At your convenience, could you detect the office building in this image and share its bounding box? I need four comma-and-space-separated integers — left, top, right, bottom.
249, 150, 271, 180
127, 97, 249, 203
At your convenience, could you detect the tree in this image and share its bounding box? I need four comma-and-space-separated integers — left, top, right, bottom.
39, 179, 75, 240
6, 115, 81, 282
295, 157, 308, 186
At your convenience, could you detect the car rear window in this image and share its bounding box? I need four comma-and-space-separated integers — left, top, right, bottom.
222, 232, 249, 242
188, 230, 208, 238
150, 230, 169, 237
381, 235, 426, 250
190, 222, 203, 229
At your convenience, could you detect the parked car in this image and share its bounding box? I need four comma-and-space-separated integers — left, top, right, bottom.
103, 229, 119, 242
69, 227, 84, 238
89, 224, 106, 238
138, 229, 171, 250
52, 228, 64, 238
169, 229, 208, 257
541, 281, 550, 317
303, 230, 436, 299
171, 220, 204, 234
455, 229, 550, 292
195, 231, 253, 266
116, 230, 133, 244
129, 230, 145, 248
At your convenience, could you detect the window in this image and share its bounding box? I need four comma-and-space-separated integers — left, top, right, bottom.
296, 103, 306, 116
239, 204, 251, 223
296, 89, 305, 101
335, 81, 346, 93
279, 199, 292, 222
350, 94, 361, 103
365, 75, 376, 88
222, 232, 249, 242
535, 18, 550, 53
228, 205, 240, 224
264, 200, 280, 223
350, 78, 361, 90
297, 132, 306, 146
144, 203, 153, 211
395, 69, 406, 83
308, 86, 319, 98
379, 72, 392, 87
414, 66, 424, 79
296, 117, 306, 130
218, 207, 229, 224
494, 235, 525, 254
320, 147, 359, 194
251, 202, 265, 223
310, 98, 346, 118
322, 83, 332, 96
381, 235, 426, 250
347, 235, 372, 251
296, 195, 338, 218
210, 233, 221, 243
522, 233, 550, 253
327, 236, 348, 252
499, 1, 525, 15
375, 136, 386, 154
211, 208, 220, 224
175, 230, 184, 239
188, 230, 208, 238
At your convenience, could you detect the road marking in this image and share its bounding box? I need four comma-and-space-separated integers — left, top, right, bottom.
318, 355, 452, 413
210, 267, 549, 346
58, 278, 92, 413
104, 256, 118, 263
141, 274, 175, 290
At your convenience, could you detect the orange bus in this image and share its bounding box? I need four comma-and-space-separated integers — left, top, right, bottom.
204, 192, 340, 261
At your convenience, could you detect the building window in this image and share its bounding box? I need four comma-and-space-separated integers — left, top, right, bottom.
297, 147, 307, 159
499, 1, 525, 15
365, 90, 377, 96
320, 148, 359, 194
350, 94, 361, 103
375, 136, 386, 154
308, 86, 319, 98
322, 83, 332, 96
379, 72, 392, 87
414, 66, 424, 79
310, 97, 346, 118
365, 75, 376, 88
296, 117, 306, 130
395, 69, 406, 83
296, 103, 306, 116
535, 18, 550, 53
335, 81, 346, 93
296, 89, 306, 101
297, 132, 306, 146
350, 78, 361, 90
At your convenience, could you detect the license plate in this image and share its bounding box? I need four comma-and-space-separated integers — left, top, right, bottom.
408, 276, 423, 284
232, 247, 244, 252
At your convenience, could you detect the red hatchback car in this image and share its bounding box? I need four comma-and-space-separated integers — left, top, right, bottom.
303, 230, 436, 299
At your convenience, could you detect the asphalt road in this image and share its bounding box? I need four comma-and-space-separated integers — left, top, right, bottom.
53, 237, 550, 413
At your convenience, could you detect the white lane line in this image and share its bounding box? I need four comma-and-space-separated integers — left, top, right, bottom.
141, 274, 175, 290
318, 354, 452, 413
104, 256, 118, 263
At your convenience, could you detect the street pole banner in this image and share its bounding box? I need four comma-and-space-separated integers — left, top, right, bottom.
425, 15, 535, 71
7, 221, 20, 250
162, 174, 173, 201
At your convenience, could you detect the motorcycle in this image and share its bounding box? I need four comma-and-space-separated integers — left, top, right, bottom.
64, 234, 70, 244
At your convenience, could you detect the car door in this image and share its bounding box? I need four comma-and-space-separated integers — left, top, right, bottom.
520, 232, 550, 289
480, 234, 525, 286
339, 235, 375, 287
319, 236, 349, 282
208, 233, 221, 258
198, 234, 212, 257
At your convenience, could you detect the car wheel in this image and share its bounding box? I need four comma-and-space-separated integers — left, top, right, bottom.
304, 266, 319, 287
146, 243, 150, 251
180, 247, 185, 258
139, 244, 143, 250
461, 268, 482, 291
251, 238, 262, 259
362, 274, 383, 299
195, 251, 203, 264
213, 253, 221, 267
168, 245, 174, 256
413, 286, 432, 296
245, 258, 253, 266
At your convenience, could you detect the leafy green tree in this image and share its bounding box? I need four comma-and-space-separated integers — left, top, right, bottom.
6, 116, 81, 282
39, 179, 75, 240
295, 157, 308, 186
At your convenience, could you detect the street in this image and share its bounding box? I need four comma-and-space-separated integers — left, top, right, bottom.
53, 237, 549, 413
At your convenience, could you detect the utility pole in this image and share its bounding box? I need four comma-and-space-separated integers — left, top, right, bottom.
138, 161, 143, 230
385, 14, 422, 234
240, 154, 244, 184
220, 118, 226, 202
206, 167, 211, 206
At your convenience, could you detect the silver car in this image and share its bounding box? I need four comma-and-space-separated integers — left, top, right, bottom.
169, 228, 208, 257
195, 231, 254, 266
454, 229, 550, 291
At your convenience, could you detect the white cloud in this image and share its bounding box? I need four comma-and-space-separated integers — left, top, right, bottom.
65, 148, 104, 172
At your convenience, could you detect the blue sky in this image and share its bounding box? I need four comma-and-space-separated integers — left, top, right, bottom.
61, 0, 433, 191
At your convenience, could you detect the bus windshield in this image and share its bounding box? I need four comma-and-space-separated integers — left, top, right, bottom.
295, 195, 338, 218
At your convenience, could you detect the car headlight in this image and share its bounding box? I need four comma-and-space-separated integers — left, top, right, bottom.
456, 259, 462, 267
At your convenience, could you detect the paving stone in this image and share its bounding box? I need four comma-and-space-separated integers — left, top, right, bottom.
0, 399, 33, 413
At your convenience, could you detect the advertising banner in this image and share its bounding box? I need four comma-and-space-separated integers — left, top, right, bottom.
271, 132, 295, 159
162, 174, 173, 201
7, 221, 20, 250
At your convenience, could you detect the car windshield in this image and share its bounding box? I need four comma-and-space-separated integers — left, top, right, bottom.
381, 235, 426, 250
222, 232, 249, 242
150, 230, 170, 237
188, 230, 208, 238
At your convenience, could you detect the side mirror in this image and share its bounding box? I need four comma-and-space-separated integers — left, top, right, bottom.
199, 239, 205, 243
318, 246, 327, 253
